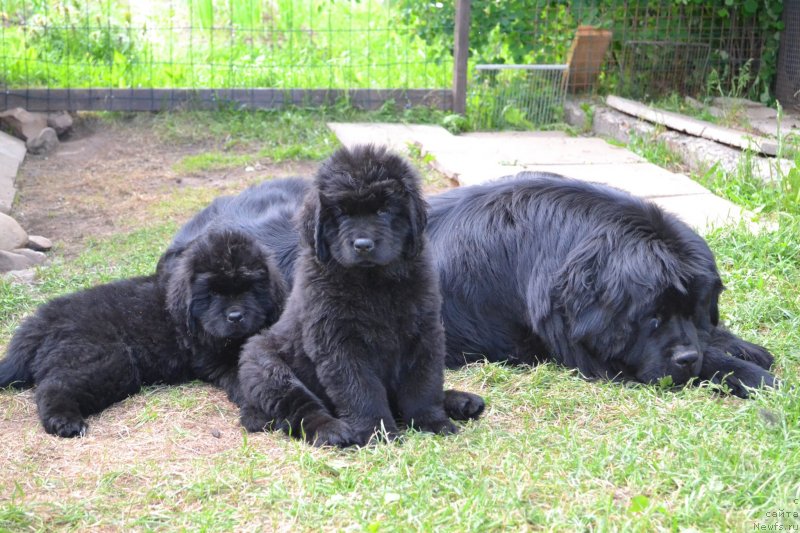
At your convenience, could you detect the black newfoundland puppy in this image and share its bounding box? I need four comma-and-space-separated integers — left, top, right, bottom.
427, 173, 776, 397
0, 182, 296, 437
238, 145, 484, 447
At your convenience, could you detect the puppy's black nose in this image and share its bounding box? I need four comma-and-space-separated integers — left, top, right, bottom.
353, 238, 375, 253
672, 350, 699, 368
227, 310, 244, 323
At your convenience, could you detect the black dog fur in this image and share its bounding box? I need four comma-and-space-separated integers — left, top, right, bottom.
426, 173, 776, 397
237, 145, 484, 447
0, 182, 296, 437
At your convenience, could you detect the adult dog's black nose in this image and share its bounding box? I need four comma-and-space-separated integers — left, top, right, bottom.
227, 310, 244, 323
353, 238, 375, 253
672, 350, 699, 368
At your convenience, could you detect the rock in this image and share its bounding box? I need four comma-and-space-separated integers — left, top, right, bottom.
0, 130, 26, 214
3, 268, 36, 284
0, 212, 28, 250
711, 96, 763, 109
11, 248, 47, 265
26, 127, 59, 155
47, 111, 73, 136
0, 250, 35, 271
27, 235, 53, 251
0, 107, 48, 141
563, 100, 588, 130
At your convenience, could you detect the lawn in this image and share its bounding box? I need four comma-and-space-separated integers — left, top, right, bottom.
0, 110, 799, 531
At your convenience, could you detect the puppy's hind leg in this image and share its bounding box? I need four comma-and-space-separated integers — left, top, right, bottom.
238, 337, 358, 447
35, 379, 88, 438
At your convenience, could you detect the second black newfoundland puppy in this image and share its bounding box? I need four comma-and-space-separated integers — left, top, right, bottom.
238, 145, 484, 447
0, 182, 295, 437
427, 173, 776, 397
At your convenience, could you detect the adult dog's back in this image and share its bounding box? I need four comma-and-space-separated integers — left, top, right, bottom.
427, 173, 775, 396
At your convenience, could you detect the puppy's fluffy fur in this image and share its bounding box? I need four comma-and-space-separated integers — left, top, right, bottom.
238, 145, 483, 446
0, 181, 299, 437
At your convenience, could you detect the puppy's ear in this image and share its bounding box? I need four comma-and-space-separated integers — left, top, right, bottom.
299, 191, 330, 263
404, 186, 428, 258
165, 246, 200, 340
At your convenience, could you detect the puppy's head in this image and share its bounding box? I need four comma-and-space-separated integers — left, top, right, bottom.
300, 144, 427, 267
555, 219, 721, 386
165, 229, 287, 342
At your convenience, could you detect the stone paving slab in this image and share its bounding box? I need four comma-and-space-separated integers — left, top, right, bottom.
0, 131, 26, 214
327, 122, 755, 233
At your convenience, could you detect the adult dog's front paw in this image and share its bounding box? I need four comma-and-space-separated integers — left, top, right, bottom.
444, 389, 485, 421
413, 416, 458, 436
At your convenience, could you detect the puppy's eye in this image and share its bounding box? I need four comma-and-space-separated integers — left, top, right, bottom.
649, 317, 662, 330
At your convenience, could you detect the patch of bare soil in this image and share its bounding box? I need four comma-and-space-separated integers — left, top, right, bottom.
12, 115, 319, 257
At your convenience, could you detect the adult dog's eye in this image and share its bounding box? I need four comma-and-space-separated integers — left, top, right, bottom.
649, 317, 661, 330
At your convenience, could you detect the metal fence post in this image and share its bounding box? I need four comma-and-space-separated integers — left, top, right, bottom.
452, 0, 471, 115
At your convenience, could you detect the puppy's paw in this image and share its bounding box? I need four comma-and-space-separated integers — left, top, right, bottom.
444, 389, 485, 421
311, 418, 360, 448
239, 404, 271, 433
43, 415, 87, 438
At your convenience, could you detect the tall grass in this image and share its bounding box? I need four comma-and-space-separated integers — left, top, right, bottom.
0, 0, 452, 89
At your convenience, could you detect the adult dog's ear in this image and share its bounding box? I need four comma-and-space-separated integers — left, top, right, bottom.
404, 184, 428, 258
555, 236, 644, 357
299, 191, 330, 263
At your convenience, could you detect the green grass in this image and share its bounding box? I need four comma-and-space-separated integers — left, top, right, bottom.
626, 131, 685, 171
0, 0, 452, 90
1, 110, 799, 530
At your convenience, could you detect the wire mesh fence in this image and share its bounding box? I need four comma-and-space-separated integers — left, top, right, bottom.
617, 40, 711, 100
0, 0, 453, 111
469, 64, 567, 130
0, 0, 785, 117
776, 0, 800, 111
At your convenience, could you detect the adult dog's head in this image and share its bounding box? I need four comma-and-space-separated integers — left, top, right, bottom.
556, 204, 722, 386
164, 229, 287, 344
300, 144, 427, 268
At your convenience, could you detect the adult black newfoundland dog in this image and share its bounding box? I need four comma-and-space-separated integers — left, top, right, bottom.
0, 181, 299, 437
237, 145, 484, 447
426, 173, 776, 397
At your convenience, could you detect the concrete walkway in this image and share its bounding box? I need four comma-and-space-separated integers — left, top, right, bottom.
328, 122, 756, 234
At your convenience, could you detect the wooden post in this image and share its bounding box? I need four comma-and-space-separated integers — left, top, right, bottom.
452, 0, 471, 115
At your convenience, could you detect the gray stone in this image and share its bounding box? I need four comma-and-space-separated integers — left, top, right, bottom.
26, 127, 59, 155
2, 268, 36, 284
0, 212, 27, 250
0, 130, 26, 214
563, 100, 589, 130
0, 107, 48, 141
47, 111, 74, 136
27, 235, 53, 251
712, 96, 763, 109
0, 250, 35, 271
591, 106, 787, 184
11, 248, 47, 265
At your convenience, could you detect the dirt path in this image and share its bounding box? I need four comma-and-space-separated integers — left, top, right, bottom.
13, 115, 318, 257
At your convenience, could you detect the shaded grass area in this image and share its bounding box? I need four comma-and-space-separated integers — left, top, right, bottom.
0, 110, 799, 530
